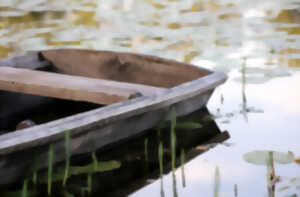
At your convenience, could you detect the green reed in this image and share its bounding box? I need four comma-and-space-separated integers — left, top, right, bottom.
63, 130, 71, 187
172, 171, 178, 197
32, 153, 38, 187
48, 144, 54, 196
22, 179, 28, 197
234, 184, 238, 197
214, 166, 220, 197
144, 138, 149, 163
87, 173, 92, 195
87, 152, 97, 195
158, 141, 164, 176
180, 149, 186, 187
158, 141, 165, 197
170, 106, 177, 170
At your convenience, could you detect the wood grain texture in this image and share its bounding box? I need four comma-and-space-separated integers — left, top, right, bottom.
0, 49, 227, 185
0, 92, 218, 185
0, 67, 164, 105
41, 49, 211, 88
0, 71, 227, 155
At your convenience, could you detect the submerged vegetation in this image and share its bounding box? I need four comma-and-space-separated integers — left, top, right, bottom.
0, 106, 228, 197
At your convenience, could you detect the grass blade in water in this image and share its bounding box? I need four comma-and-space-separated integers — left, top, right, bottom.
48, 144, 54, 196
180, 149, 186, 187
63, 130, 71, 187
32, 153, 38, 187
267, 151, 275, 197
159, 141, 164, 176
22, 179, 28, 197
234, 184, 238, 197
172, 171, 178, 197
214, 166, 220, 197
92, 152, 99, 168
158, 141, 165, 197
144, 138, 149, 163
170, 106, 177, 170
87, 152, 97, 195
87, 173, 92, 195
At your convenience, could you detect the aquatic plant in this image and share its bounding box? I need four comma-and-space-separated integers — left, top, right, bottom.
243, 150, 295, 197
170, 106, 177, 170
158, 141, 165, 197
180, 149, 186, 187
48, 144, 54, 196
63, 130, 71, 187
22, 179, 28, 197
214, 166, 220, 197
144, 138, 149, 163
234, 184, 238, 197
32, 153, 38, 187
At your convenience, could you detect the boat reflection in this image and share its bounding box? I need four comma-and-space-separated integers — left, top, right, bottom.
0, 107, 229, 197
77, 107, 230, 197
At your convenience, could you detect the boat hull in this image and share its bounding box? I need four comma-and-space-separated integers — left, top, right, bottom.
0, 50, 227, 185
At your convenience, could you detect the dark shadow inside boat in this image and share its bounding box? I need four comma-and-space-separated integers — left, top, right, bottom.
0, 91, 102, 132
0, 107, 230, 197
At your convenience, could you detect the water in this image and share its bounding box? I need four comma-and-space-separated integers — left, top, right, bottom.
1, 0, 300, 196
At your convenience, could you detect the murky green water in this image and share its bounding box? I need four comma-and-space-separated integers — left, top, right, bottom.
1, 0, 300, 196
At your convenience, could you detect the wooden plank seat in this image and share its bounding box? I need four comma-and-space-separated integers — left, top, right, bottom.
0, 66, 165, 105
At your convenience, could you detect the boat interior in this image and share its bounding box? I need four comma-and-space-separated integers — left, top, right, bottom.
0, 49, 212, 132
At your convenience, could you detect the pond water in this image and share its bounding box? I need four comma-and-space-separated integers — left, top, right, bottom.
1, 0, 300, 196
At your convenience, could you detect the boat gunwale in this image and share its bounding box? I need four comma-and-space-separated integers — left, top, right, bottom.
0, 51, 227, 155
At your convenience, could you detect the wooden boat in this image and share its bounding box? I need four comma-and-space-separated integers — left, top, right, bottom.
0, 49, 227, 185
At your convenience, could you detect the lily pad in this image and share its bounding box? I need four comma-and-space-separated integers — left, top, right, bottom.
243, 150, 295, 165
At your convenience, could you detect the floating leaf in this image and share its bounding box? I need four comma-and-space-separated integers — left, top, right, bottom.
285, 194, 298, 197
290, 177, 300, 183
151, 3, 166, 9
277, 185, 290, 192
167, 23, 182, 29
184, 51, 198, 63
243, 151, 295, 165
180, 2, 203, 13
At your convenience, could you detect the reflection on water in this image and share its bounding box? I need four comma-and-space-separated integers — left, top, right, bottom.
1, 0, 300, 196
0, 108, 229, 196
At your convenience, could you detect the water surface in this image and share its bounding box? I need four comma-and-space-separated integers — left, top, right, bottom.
0, 0, 300, 196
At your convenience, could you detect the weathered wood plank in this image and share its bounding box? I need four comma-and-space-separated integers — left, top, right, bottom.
0, 71, 227, 155
0, 95, 220, 185
41, 49, 211, 88
0, 67, 165, 105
